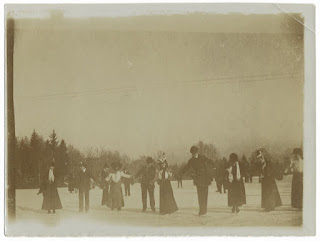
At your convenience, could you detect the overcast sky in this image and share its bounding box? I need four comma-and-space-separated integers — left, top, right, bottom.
12, 11, 304, 161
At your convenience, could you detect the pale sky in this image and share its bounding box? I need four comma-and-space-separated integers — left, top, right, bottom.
12, 12, 304, 162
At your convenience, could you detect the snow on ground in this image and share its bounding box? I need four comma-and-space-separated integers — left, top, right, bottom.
6, 175, 302, 236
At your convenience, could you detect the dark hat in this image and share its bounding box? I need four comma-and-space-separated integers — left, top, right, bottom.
49, 162, 55, 167
103, 163, 109, 168
230, 153, 238, 162
146, 157, 153, 164
292, 148, 303, 158
190, 146, 199, 154
111, 162, 122, 170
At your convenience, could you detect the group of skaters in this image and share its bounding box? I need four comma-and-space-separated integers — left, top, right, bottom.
37, 145, 303, 217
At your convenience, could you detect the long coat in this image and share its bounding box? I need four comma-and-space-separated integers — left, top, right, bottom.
180, 155, 214, 187
291, 172, 303, 209
40, 170, 62, 211
227, 162, 246, 207
261, 161, 282, 210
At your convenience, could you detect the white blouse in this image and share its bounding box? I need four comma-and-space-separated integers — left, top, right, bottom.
106, 171, 131, 183
158, 170, 172, 180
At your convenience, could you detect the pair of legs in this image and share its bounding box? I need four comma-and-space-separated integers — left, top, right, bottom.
178, 179, 183, 188
141, 185, 155, 211
111, 207, 122, 211
231, 205, 240, 213
47, 209, 55, 214
79, 189, 90, 212
124, 183, 131, 196
196, 185, 208, 216
216, 180, 226, 193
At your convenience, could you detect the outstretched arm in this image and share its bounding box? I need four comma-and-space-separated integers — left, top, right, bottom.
121, 171, 131, 179
180, 159, 193, 176
135, 168, 143, 178
89, 172, 102, 186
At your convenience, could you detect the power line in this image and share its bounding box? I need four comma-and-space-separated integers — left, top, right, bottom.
15, 72, 303, 101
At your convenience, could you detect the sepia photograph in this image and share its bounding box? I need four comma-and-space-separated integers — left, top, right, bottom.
4, 3, 316, 237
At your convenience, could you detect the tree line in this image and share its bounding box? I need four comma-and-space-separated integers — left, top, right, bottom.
15, 130, 294, 189
15, 129, 132, 188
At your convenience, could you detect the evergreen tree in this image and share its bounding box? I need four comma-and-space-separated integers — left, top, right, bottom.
30, 129, 42, 179
49, 129, 59, 153
57, 139, 68, 177
48, 129, 59, 166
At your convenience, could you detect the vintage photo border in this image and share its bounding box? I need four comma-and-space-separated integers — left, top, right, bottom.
1, 0, 318, 239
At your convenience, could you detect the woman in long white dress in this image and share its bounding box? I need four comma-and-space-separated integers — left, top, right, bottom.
106, 162, 131, 211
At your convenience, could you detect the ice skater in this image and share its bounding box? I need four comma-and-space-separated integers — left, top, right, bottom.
226, 153, 246, 213
106, 162, 132, 211
37, 162, 62, 214
135, 157, 156, 212
75, 162, 100, 212
179, 146, 214, 216
257, 149, 282, 212
157, 159, 178, 215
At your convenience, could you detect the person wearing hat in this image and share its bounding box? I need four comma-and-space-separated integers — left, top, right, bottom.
75, 162, 100, 212
135, 157, 156, 212
157, 157, 178, 215
105, 162, 131, 211
257, 149, 282, 212
226, 153, 246, 213
179, 146, 215, 216
290, 148, 303, 209
100, 163, 111, 206
37, 162, 62, 214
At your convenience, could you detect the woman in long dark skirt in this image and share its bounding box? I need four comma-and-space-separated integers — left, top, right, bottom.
37, 162, 62, 214
290, 148, 303, 209
157, 161, 178, 215
257, 149, 282, 212
227, 153, 246, 213
106, 162, 131, 211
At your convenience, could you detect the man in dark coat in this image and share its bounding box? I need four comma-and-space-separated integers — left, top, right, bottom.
179, 146, 215, 216
75, 162, 100, 212
257, 150, 282, 212
135, 157, 156, 212
100, 163, 110, 206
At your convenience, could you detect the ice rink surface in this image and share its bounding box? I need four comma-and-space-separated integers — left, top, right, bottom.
6, 175, 302, 236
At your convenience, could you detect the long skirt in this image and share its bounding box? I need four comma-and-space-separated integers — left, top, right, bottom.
261, 177, 282, 210
228, 179, 246, 207
101, 185, 110, 206
159, 180, 178, 214
42, 183, 62, 210
107, 181, 124, 209
291, 173, 303, 209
